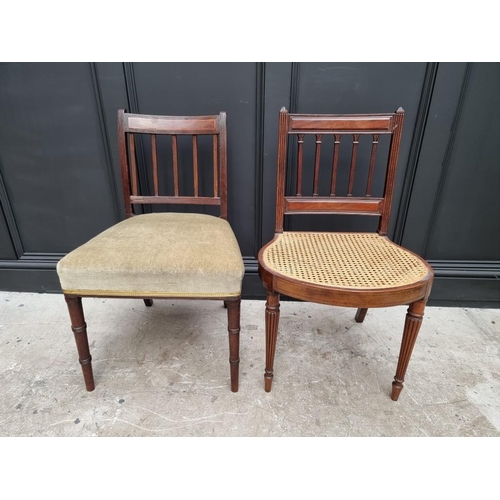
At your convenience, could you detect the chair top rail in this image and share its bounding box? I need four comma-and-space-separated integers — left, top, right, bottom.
123, 112, 220, 135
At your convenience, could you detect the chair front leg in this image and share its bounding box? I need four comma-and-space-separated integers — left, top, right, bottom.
225, 298, 241, 392
391, 299, 427, 401
64, 295, 95, 391
264, 290, 280, 392
143, 299, 153, 307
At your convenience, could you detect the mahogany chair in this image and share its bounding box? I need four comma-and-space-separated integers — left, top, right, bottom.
258, 107, 433, 401
57, 110, 244, 392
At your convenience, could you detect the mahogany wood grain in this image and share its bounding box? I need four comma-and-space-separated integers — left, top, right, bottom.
274, 108, 289, 233
347, 135, 360, 196
391, 299, 426, 401
271, 271, 431, 309
225, 298, 241, 392
296, 134, 304, 196
285, 196, 383, 215
378, 108, 404, 236
213, 135, 218, 197
125, 114, 218, 134
192, 135, 199, 197
330, 134, 341, 196
218, 112, 228, 219
117, 109, 228, 216
130, 195, 220, 205
355, 308, 368, 323
151, 135, 159, 196
128, 133, 138, 197
64, 295, 95, 391
172, 135, 179, 196
264, 290, 280, 392
117, 109, 133, 218
366, 135, 379, 197
289, 114, 393, 132
312, 134, 323, 196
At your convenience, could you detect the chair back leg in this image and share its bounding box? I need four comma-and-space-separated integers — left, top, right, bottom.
355, 308, 368, 323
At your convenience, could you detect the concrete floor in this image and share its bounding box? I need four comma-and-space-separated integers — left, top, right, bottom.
0, 291, 499, 436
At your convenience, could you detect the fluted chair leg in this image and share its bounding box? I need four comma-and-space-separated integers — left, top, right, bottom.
225, 298, 241, 392
391, 299, 426, 401
264, 290, 280, 392
143, 299, 153, 307
355, 308, 368, 323
64, 295, 95, 392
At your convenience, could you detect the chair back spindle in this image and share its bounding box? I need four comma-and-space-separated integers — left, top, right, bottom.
312, 134, 323, 196
296, 134, 304, 196
366, 134, 380, 197
192, 135, 199, 197
329, 134, 341, 196
151, 134, 159, 196
347, 134, 360, 196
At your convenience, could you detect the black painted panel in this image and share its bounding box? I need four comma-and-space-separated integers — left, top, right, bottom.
0, 63, 118, 253
401, 63, 468, 256
425, 63, 500, 260
261, 62, 293, 245
0, 62, 497, 306
287, 62, 426, 235
0, 268, 61, 293
129, 63, 259, 257
428, 277, 500, 306
94, 62, 131, 219
0, 205, 16, 259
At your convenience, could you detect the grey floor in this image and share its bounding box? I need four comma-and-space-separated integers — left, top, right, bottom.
0, 291, 499, 437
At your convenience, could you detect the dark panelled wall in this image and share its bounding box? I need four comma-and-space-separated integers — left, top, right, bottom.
0, 62, 499, 306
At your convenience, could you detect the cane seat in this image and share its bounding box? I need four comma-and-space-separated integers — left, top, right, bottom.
261, 232, 429, 290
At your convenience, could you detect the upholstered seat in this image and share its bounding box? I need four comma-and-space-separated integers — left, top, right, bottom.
261, 232, 429, 290
57, 213, 244, 298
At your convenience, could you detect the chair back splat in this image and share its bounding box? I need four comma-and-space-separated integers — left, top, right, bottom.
274, 107, 404, 235
117, 110, 228, 219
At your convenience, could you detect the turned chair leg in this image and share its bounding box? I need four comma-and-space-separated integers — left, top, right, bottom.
225, 298, 241, 392
355, 308, 368, 323
64, 295, 95, 392
143, 299, 153, 307
264, 290, 280, 392
391, 299, 427, 401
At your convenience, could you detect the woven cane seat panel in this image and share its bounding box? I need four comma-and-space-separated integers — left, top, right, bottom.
263, 232, 429, 289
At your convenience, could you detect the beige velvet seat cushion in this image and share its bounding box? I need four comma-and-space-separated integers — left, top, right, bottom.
57, 213, 244, 298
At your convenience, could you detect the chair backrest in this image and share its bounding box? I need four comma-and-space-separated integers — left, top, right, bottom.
274, 107, 405, 236
117, 109, 228, 219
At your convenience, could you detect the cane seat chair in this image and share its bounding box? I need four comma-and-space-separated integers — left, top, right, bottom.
258, 108, 433, 401
57, 110, 244, 392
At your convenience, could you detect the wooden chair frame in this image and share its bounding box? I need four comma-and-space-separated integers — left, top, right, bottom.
258, 107, 434, 400
64, 110, 241, 393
